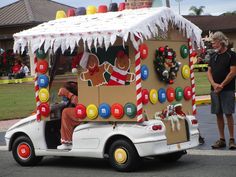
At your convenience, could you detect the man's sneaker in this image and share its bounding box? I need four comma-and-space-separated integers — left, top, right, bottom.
211, 139, 226, 149
57, 143, 72, 150
229, 139, 236, 150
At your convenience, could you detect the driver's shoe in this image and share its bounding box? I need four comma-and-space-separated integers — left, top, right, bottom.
57, 143, 72, 150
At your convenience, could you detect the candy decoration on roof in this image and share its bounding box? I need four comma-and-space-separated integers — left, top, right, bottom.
98, 5, 108, 13
55, 10, 67, 19
87, 5, 97, 15
118, 2, 126, 11
67, 8, 75, 17
188, 38, 197, 114
14, 7, 203, 54
109, 3, 118, 12
154, 46, 181, 84
76, 7, 86, 16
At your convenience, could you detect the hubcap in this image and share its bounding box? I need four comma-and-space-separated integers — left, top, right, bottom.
114, 148, 127, 164
17, 143, 31, 159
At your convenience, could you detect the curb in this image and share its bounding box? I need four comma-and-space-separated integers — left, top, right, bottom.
0, 146, 7, 151
187, 149, 236, 156
196, 98, 211, 105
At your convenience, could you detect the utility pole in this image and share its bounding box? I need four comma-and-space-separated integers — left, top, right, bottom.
175, 0, 183, 14
166, 0, 170, 7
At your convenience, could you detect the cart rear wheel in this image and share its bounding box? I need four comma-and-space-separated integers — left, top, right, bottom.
12, 136, 43, 166
108, 139, 140, 172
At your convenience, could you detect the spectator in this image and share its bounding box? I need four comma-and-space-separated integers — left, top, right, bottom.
16, 62, 29, 79
207, 31, 236, 150
8, 60, 21, 79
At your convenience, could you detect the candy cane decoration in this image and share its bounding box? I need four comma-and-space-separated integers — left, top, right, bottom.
34, 56, 41, 121
188, 38, 197, 115
135, 44, 143, 122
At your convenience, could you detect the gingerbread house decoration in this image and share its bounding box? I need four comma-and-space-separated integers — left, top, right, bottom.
13, 7, 202, 124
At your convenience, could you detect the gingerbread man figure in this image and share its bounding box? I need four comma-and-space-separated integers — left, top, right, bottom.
105, 50, 135, 86
80, 52, 107, 86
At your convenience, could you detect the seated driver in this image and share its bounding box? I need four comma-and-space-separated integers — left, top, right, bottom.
57, 84, 80, 150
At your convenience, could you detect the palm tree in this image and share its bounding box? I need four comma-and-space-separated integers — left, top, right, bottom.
189, 6, 205, 16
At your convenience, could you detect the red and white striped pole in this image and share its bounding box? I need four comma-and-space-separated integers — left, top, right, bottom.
134, 38, 143, 122
188, 38, 197, 115
34, 56, 41, 121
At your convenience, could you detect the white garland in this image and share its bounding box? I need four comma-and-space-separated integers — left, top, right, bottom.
13, 7, 203, 54
154, 112, 185, 131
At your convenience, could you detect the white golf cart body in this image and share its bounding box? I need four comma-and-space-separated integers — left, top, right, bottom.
6, 7, 202, 171
5, 114, 199, 157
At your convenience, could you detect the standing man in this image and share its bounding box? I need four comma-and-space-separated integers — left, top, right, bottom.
207, 31, 236, 149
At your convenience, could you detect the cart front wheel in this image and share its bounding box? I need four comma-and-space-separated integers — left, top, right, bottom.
12, 136, 43, 166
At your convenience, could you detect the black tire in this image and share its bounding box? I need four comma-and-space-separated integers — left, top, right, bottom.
108, 139, 140, 172
159, 151, 185, 163
12, 136, 43, 166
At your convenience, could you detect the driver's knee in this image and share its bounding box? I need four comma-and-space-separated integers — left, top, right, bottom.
62, 108, 76, 121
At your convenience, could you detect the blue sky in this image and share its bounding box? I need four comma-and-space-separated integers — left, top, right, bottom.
0, 0, 235, 15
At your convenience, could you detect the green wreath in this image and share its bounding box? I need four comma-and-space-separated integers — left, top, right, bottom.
154, 46, 181, 84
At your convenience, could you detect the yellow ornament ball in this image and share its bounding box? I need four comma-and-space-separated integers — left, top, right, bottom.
87, 5, 97, 15
149, 89, 158, 104
182, 65, 190, 79
55, 10, 67, 19
86, 104, 98, 120
39, 88, 49, 103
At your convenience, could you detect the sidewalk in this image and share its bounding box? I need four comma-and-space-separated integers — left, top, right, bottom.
0, 95, 211, 132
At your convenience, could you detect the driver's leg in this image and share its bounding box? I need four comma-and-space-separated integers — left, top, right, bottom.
58, 107, 81, 150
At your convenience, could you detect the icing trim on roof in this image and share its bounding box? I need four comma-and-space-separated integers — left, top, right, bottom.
13, 7, 203, 53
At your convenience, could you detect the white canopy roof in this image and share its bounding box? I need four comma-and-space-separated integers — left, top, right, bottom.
13, 7, 202, 54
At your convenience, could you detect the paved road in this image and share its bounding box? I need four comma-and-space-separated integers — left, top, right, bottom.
195, 104, 236, 150
1, 150, 236, 177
